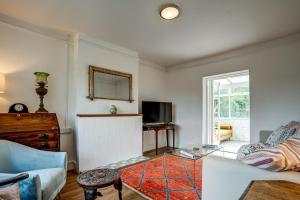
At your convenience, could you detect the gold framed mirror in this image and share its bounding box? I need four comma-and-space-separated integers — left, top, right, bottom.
88, 65, 133, 102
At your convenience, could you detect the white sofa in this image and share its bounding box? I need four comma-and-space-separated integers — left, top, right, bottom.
202, 131, 300, 200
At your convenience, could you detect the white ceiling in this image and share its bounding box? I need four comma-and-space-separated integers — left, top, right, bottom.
0, 0, 300, 67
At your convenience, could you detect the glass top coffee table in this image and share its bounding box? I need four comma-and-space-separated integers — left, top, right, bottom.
165, 145, 223, 186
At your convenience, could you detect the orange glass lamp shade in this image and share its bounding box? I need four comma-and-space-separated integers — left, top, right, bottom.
34, 72, 49, 85
0, 73, 5, 93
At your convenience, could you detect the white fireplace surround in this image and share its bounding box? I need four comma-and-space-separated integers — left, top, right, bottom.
76, 114, 143, 172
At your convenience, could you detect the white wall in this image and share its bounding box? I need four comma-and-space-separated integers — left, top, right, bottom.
2, 16, 300, 165
166, 36, 300, 147
0, 22, 140, 169
0, 22, 68, 124
74, 36, 139, 115
138, 61, 167, 111
0, 22, 77, 168
71, 36, 140, 169
138, 61, 170, 151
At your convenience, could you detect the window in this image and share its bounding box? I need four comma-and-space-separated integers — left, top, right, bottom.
213, 98, 219, 118
231, 95, 249, 118
231, 86, 249, 94
220, 88, 229, 95
220, 96, 229, 118
213, 85, 249, 119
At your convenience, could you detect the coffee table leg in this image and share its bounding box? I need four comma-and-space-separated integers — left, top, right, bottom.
114, 178, 123, 200
193, 160, 196, 188
84, 189, 102, 200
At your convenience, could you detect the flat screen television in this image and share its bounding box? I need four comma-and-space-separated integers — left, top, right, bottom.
142, 101, 172, 123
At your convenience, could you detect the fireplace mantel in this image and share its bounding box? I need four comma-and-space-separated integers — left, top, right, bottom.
77, 114, 143, 117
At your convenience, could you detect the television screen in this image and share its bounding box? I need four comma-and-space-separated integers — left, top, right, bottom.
142, 101, 172, 123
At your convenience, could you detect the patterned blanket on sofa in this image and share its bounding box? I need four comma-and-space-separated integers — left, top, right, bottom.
237, 121, 300, 160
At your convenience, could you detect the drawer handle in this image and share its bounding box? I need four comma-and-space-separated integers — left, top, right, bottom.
40, 143, 49, 148
39, 133, 49, 139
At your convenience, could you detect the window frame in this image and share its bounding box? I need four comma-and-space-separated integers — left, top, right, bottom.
214, 88, 250, 120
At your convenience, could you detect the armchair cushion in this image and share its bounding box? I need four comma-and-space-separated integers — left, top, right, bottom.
0, 183, 20, 200
27, 168, 66, 200
0, 173, 41, 200
220, 125, 232, 130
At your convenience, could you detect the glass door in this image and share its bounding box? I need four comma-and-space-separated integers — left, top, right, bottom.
212, 81, 221, 145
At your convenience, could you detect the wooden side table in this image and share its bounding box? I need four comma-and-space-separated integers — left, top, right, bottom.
77, 169, 122, 200
143, 123, 176, 155
240, 180, 300, 200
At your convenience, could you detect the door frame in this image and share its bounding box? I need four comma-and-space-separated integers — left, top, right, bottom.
202, 69, 249, 145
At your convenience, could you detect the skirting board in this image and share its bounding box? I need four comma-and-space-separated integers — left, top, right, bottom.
67, 160, 77, 171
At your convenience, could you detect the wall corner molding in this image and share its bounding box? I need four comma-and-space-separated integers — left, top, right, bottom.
0, 12, 71, 42
78, 33, 139, 58
139, 59, 166, 71
167, 32, 300, 71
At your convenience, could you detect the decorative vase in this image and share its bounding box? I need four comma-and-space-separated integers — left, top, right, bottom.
110, 105, 117, 115
34, 72, 49, 113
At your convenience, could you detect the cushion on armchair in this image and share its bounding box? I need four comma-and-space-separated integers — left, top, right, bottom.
0, 183, 20, 200
220, 125, 232, 130
0, 173, 40, 200
26, 168, 66, 200
18, 175, 40, 200
0, 140, 67, 200
219, 124, 233, 141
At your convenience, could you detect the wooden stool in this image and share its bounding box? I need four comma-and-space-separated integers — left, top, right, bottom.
77, 168, 122, 200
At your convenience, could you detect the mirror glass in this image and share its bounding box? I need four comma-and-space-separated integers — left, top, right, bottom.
88, 66, 133, 102
94, 72, 129, 100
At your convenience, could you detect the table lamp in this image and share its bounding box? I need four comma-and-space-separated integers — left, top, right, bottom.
34, 72, 49, 113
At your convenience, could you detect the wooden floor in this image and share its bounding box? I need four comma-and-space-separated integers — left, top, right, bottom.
60, 147, 173, 200
142, 146, 176, 158
60, 170, 145, 200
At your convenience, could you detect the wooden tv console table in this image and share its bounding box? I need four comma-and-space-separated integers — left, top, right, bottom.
143, 123, 176, 155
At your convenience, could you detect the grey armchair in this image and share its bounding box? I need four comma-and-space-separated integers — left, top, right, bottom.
0, 140, 67, 200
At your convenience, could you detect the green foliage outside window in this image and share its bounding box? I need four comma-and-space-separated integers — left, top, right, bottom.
213, 85, 249, 119
231, 95, 249, 118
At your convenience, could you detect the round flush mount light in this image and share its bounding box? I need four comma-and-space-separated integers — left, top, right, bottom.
160, 4, 180, 20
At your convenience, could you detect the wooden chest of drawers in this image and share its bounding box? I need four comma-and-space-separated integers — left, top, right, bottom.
0, 113, 60, 151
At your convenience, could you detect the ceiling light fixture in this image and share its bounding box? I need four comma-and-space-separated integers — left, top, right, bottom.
160, 4, 180, 20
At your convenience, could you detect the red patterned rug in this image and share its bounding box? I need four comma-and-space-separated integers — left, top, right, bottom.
119, 155, 202, 200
